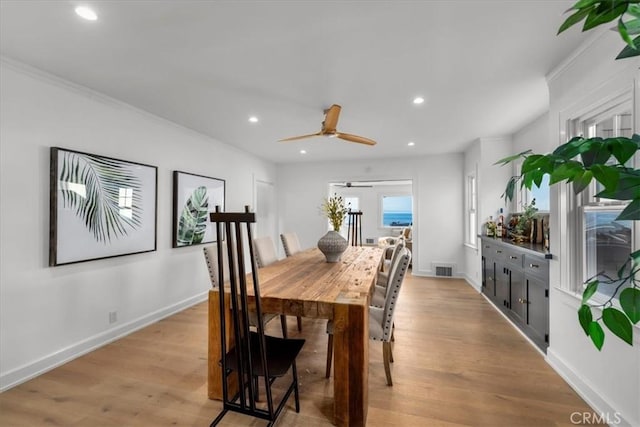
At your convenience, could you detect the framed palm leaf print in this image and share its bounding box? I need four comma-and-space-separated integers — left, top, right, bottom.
49, 147, 158, 266
172, 171, 225, 248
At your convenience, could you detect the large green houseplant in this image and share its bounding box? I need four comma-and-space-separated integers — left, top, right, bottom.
496, 0, 640, 350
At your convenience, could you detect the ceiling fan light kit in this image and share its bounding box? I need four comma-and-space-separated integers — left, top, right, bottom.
279, 104, 377, 146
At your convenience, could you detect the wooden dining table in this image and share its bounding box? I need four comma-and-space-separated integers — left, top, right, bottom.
207, 245, 384, 427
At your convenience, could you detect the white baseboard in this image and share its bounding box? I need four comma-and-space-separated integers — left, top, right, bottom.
0, 292, 208, 392
546, 349, 634, 427
463, 274, 482, 292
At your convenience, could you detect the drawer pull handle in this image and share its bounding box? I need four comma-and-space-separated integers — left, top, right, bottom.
496, 250, 502, 254
510, 256, 518, 260
529, 263, 539, 268
485, 245, 490, 248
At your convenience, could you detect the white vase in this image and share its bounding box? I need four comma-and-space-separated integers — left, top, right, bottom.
317, 230, 348, 263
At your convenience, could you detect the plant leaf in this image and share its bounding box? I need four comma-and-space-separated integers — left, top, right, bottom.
618, 17, 636, 48
502, 176, 518, 201
494, 150, 532, 166
583, 2, 628, 32
616, 35, 640, 58
620, 287, 640, 324
582, 280, 599, 304
573, 0, 600, 10
602, 307, 633, 345
573, 169, 593, 194
616, 199, 640, 220
549, 161, 585, 185
580, 140, 610, 167
607, 137, 639, 165
590, 164, 620, 192
578, 304, 593, 335
588, 321, 605, 350
558, 5, 594, 34
177, 186, 209, 246
552, 136, 589, 159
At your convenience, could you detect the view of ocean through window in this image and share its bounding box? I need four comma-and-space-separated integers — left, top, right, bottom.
382, 195, 412, 227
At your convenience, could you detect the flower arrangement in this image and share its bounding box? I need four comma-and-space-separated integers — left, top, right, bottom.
321, 194, 347, 231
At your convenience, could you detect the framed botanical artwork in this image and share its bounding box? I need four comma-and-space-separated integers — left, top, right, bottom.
49, 147, 158, 266
172, 171, 225, 248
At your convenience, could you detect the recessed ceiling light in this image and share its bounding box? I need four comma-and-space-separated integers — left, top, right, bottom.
75, 6, 98, 21
408, 141, 415, 146
248, 116, 259, 123
412, 96, 425, 105
300, 150, 307, 154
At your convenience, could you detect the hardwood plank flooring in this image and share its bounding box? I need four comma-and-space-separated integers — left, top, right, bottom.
0, 275, 600, 426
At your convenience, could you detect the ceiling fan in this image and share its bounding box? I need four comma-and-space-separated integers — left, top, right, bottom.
278, 104, 377, 146
333, 182, 373, 188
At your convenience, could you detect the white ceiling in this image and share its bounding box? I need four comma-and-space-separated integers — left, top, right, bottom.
0, 1, 586, 164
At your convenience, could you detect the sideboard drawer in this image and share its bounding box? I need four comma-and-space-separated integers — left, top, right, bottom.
524, 254, 549, 280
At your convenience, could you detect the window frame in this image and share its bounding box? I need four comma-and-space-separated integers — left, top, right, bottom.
562, 91, 637, 300
465, 172, 478, 248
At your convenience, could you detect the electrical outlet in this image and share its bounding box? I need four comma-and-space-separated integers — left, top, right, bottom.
109, 311, 117, 324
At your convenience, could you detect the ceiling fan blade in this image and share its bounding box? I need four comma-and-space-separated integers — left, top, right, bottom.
278, 132, 322, 142
336, 132, 377, 146
322, 104, 341, 133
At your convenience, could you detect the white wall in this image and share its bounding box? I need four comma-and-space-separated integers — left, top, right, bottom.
545, 31, 640, 427
463, 137, 512, 290
512, 112, 549, 154
0, 60, 277, 390
276, 154, 463, 277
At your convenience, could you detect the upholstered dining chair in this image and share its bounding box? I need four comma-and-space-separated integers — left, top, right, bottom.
203, 244, 288, 338
254, 236, 279, 268
254, 235, 302, 332
280, 232, 302, 257
209, 206, 305, 426
325, 246, 411, 386
377, 239, 406, 289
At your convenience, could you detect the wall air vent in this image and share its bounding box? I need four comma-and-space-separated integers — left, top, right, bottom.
433, 263, 455, 277
366, 238, 375, 245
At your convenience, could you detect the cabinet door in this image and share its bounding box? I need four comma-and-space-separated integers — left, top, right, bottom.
495, 263, 510, 309
509, 269, 526, 323
527, 274, 549, 348
482, 256, 496, 297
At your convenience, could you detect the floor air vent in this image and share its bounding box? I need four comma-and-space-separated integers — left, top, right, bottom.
433, 263, 455, 277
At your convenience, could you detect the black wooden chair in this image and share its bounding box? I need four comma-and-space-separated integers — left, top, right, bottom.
209, 205, 305, 427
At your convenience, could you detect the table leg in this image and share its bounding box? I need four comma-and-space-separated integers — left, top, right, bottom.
333, 302, 369, 427
208, 289, 237, 400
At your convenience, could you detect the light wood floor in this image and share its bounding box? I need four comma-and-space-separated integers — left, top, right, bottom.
0, 275, 600, 426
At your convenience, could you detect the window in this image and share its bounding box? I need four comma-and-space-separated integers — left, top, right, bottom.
381, 195, 412, 228
513, 160, 550, 212
566, 98, 637, 300
583, 207, 633, 299
465, 174, 477, 247
344, 196, 359, 214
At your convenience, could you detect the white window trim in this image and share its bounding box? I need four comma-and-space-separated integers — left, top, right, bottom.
465, 171, 478, 248
557, 85, 636, 298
